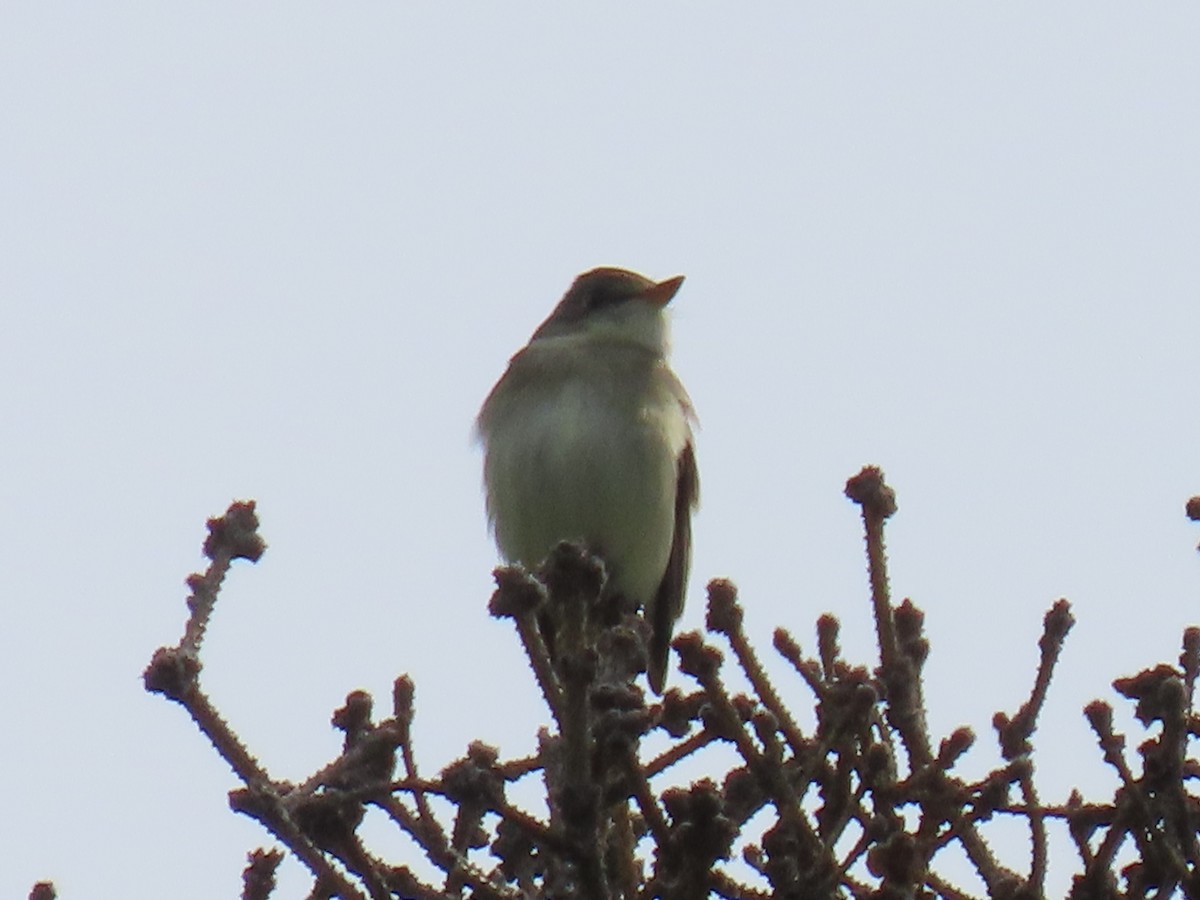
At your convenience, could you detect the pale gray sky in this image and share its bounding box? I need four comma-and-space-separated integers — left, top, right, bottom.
2, 5, 1198, 897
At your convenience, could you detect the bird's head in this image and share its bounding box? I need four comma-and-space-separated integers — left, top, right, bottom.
530, 267, 685, 353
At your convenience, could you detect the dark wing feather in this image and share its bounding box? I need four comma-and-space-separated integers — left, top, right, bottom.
648, 440, 699, 694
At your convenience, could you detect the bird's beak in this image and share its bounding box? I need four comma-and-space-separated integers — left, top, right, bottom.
639, 275, 685, 307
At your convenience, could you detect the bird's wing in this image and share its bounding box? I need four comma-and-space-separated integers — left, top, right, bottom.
648, 439, 699, 694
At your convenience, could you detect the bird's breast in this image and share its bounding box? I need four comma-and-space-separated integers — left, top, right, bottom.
480, 348, 691, 603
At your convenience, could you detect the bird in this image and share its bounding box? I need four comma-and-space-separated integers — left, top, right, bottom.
476, 266, 698, 694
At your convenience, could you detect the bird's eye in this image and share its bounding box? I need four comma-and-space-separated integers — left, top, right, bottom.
578, 289, 605, 315
586, 285, 630, 313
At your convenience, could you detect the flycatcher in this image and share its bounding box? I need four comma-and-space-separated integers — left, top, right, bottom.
477, 267, 699, 694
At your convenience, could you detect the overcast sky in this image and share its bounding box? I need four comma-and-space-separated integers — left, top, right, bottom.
2, 5, 1198, 897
